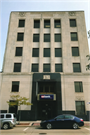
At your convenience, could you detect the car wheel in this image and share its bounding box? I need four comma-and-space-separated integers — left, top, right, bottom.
3, 123, 9, 130
46, 123, 52, 129
73, 123, 79, 129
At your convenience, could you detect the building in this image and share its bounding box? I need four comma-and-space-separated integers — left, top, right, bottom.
0, 11, 90, 121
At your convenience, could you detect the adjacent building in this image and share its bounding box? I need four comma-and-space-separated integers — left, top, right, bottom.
0, 11, 90, 121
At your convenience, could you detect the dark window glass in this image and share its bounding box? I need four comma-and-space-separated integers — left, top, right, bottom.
73, 63, 81, 72
32, 64, 38, 72
44, 34, 50, 42
12, 81, 19, 92
6, 114, 11, 118
18, 20, 25, 27
32, 48, 39, 57
33, 34, 39, 42
55, 48, 62, 57
34, 20, 40, 28
74, 82, 83, 92
17, 33, 24, 41
55, 34, 61, 42
56, 115, 64, 119
14, 63, 21, 72
54, 20, 61, 28
44, 20, 50, 28
44, 48, 50, 57
72, 47, 79, 56
71, 32, 78, 41
64, 115, 73, 119
43, 64, 50, 72
70, 19, 76, 27
0, 115, 4, 118
15, 47, 23, 56
55, 64, 62, 72
75, 101, 85, 115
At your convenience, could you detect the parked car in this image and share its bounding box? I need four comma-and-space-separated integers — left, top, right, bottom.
0, 113, 17, 129
40, 114, 84, 129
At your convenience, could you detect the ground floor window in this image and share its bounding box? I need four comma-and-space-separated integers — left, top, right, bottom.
75, 101, 85, 115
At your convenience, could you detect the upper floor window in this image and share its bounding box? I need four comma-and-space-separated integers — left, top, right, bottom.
74, 82, 83, 92
15, 47, 23, 56
71, 32, 78, 41
73, 63, 81, 72
17, 33, 24, 41
44, 34, 50, 42
44, 20, 50, 28
18, 20, 25, 27
32, 48, 39, 57
13, 63, 21, 72
54, 20, 61, 28
70, 19, 76, 27
55, 34, 61, 42
43, 64, 50, 72
55, 64, 63, 72
44, 48, 50, 57
72, 47, 79, 56
55, 48, 62, 57
34, 20, 40, 28
12, 81, 20, 92
32, 64, 39, 72
33, 34, 39, 42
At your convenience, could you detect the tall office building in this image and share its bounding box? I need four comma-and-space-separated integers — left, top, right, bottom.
0, 11, 90, 121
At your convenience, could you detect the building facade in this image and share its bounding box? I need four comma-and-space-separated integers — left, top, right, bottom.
0, 11, 90, 121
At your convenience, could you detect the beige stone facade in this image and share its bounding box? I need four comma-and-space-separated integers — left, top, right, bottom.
0, 11, 90, 121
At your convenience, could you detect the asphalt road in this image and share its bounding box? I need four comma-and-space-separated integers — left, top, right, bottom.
0, 126, 90, 135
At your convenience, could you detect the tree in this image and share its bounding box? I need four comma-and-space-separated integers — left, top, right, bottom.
7, 94, 33, 123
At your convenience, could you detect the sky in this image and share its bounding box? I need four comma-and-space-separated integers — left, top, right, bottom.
0, 0, 90, 71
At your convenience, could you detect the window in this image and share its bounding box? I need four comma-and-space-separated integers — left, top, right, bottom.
64, 115, 73, 119
44, 34, 50, 42
54, 20, 61, 28
71, 32, 78, 41
55, 34, 61, 42
70, 19, 76, 27
13, 63, 21, 72
72, 47, 79, 56
32, 48, 39, 57
74, 82, 83, 92
6, 114, 11, 118
18, 20, 25, 27
55, 64, 63, 72
17, 33, 24, 41
34, 20, 40, 28
44, 48, 50, 57
43, 64, 50, 72
55, 115, 64, 119
55, 48, 62, 57
73, 63, 81, 72
0, 114, 4, 118
75, 101, 85, 115
44, 20, 50, 28
15, 47, 23, 56
12, 81, 19, 92
32, 64, 39, 72
33, 34, 39, 42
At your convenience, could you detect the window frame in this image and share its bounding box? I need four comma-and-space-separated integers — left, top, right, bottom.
17, 33, 24, 41
74, 82, 83, 92
32, 48, 39, 57
34, 20, 40, 28
55, 48, 62, 57
33, 34, 39, 42
32, 64, 39, 72
43, 64, 50, 72
43, 48, 50, 57
55, 64, 63, 72
72, 47, 79, 56
71, 32, 78, 41
75, 101, 85, 115
54, 20, 61, 28
13, 63, 21, 72
55, 34, 61, 42
44, 34, 50, 42
73, 63, 81, 72
44, 20, 50, 28
11, 81, 20, 92
18, 19, 25, 27
15, 47, 23, 56
70, 19, 76, 27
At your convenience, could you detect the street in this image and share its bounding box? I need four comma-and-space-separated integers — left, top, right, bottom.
0, 126, 90, 135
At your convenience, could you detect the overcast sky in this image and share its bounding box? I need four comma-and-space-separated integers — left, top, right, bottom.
0, 0, 90, 71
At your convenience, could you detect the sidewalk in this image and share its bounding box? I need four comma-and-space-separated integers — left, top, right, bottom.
16, 121, 90, 127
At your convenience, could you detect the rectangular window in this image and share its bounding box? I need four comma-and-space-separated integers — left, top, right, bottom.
34, 20, 40, 28
71, 32, 78, 41
15, 47, 23, 56
70, 19, 76, 27
43, 64, 50, 72
18, 20, 25, 27
32, 48, 39, 57
54, 20, 61, 28
55, 64, 63, 72
73, 63, 81, 72
74, 82, 83, 92
55, 48, 62, 57
13, 63, 21, 72
12, 81, 19, 92
32, 64, 39, 72
44, 20, 50, 28
33, 34, 39, 42
75, 101, 85, 115
44, 48, 50, 57
55, 34, 61, 42
17, 33, 24, 41
44, 34, 50, 42
72, 47, 79, 56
